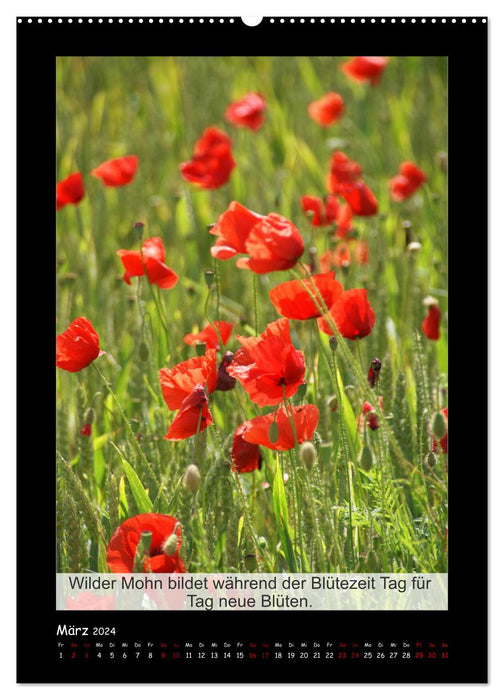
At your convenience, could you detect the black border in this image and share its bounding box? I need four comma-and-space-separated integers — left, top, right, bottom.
17, 17, 488, 683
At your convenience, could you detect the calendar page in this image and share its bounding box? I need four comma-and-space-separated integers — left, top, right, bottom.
17, 14, 487, 683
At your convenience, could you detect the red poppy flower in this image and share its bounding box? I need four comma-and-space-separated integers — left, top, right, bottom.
56, 172, 85, 210
159, 349, 217, 410
318, 289, 375, 340
56, 317, 102, 372
333, 240, 369, 268
327, 151, 363, 190
308, 92, 345, 126
183, 321, 234, 351
269, 272, 343, 321
106, 513, 184, 574
239, 404, 319, 451
91, 155, 138, 187
361, 398, 383, 431
180, 126, 235, 189
225, 92, 266, 131
65, 592, 116, 610
337, 181, 378, 217
390, 161, 427, 201
300, 195, 340, 226
165, 384, 213, 441
227, 319, 305, 407
117, 237, 178, 289
80, 423, 92, 437
210, 201, 304, 273
231, 424, 262, 472
341, 56, 389, 86
432, 408, 448, 454
422, 303, 441, 340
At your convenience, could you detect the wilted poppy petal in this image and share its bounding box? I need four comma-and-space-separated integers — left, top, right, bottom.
91, 156, 138, 187
106, 513, 184, 574
318, 289, 375, 340
56, 317, 101, 372
231, 424, 262, 472
269, 272, 343, 320
225, 93, 266, 131
56, 172, 85, 210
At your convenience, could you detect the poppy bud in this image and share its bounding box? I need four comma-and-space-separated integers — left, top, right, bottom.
367, 357, 382, 388
300, 441, 316, 469
195, 341, 207, 357
360, 445, 373, 472
327, 395, 338, 412
139, 342, 149, 362
432, 411, 447, 440
309, 246, 317, 273
329, 336, 338, 352
183, 464, 201, 494
162, 533, 179, 556
365, 549, 380, 571
84, 407, 96, 424
268, 421, 279, 445
133, 222, 145, 239
425, 452, 437, 468
204, 269, 215, 288
244, 554, 257, 573
297, 382, 307, 399
258, 536, 267, 549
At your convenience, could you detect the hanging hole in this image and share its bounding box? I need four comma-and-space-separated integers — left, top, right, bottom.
241, 17, 263, 27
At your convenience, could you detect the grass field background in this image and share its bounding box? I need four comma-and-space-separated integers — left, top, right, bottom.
56, 55, 448, 576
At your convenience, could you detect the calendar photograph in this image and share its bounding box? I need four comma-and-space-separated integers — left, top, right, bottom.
56, 54, 448, 585
17, 15, 487, 684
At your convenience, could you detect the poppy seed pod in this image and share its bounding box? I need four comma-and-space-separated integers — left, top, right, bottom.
360, 445, 374, 472
268, 421, 280, 445
204, 269, 215, 288
162, 533, 179, 557
183, 464, 201, 494
432, 411, 447, 440
300, 441, 316, 469
84, 407, 96, 424
329, 336, 338, 352
195, 341, 207, 357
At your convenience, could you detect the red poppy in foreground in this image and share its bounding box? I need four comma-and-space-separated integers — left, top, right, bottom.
164, 384, 213, 440
318, 289, 375, 340
117, 237, 178, 289
65, 592, 116, 611
159, 349, 217, 410
107, 513, 185, 574
210, 201, 304, 273
91, 155, 138, 187
183, 321, 234, 351
421, 301, 441, 341
56, 172, 85, 210
227, 319, 305, 406
225, 92, 266, 131
390, 161, 427, 201
180, 126, 235, 189
341, 56, 389, 86
239, 404, 319, 451
327, 152, 378, 217
300, 195, 340, 227
269, 271, 343, 320
308, 92, 345, 126
56, 317, 102, 372
231, 424, 262, 473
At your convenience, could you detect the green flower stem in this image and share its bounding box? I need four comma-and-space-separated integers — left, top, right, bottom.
252, 273, 260, 335
92, 363, 160, 488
